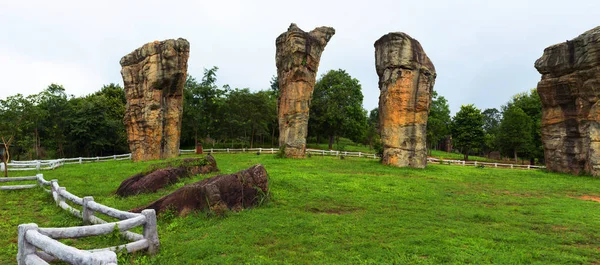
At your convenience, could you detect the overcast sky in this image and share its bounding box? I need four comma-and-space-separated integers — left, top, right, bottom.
1, 0, 599, 114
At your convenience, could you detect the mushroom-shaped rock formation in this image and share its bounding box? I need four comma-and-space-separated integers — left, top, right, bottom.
374, 32, 436, 168
121, 38, 190, 162
276, 23, 335, 158
535, 26, 600, 176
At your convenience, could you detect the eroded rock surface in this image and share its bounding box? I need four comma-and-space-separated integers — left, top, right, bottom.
116, 156, 219, 197
131, 164, 269, 216
121, 38, 190, 162
535, 26, 600, 176
276, 23, 335, 158
375, 32, 436, 168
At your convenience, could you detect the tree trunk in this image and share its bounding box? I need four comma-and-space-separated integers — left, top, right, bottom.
271, 125, 275, 147
328, 135, 334, 150
463, 148, 469, 161
514, 149, 518, 163
250, 126, 255, 149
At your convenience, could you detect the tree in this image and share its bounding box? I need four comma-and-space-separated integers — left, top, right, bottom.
502, 89, 542, 164
427, 91, 451, 152
497, 105, 533, 162
182, 67, 226, 147
450, 104, 485, 161
481, 108, 501, 154
364, 108, 380, 150
37, 84, 71, 158
309, 69, 367, 149
0, 94, 32, 176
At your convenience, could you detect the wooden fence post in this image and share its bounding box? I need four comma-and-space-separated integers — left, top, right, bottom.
36, 174, 43, 187
82, 196, 94, 225
113, 155, 116, 160
57, 187, 66, 207
494, 163, 498, 168
50, 179, 59, 202
527, 165, 531, 170
474, 161, 478, 166
79, 157, 82, 164
17, 223, 38, 265
36, 161, 41, 171
141, 209, 160, 254
0, 162, 4, 173
511, 164, 514, 169
462, 161, 465, 166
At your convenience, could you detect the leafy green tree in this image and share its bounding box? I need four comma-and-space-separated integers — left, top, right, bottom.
182, 67, 226, 147
427, 91, 451, 152
69, 84, 127, 156
503, 89, 542, 163
0, 94, 33, 176
309, 69, 367, 149
481, 108, 501, 154
37, 84, 72, 157
497, 105, 533, 162
364, 108, 380, 150
450, 104, 485, 161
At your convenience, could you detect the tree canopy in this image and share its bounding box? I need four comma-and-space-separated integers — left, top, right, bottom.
450, 104, 485, 161
309, 69, 367, 149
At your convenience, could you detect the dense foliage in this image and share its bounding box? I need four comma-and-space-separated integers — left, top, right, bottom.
309, 69, 367, 149
0, 66, 544, 163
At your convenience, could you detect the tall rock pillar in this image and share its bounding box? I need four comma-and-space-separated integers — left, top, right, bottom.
375, 33, 436, 168
276, 23, 335, 158
535, 26, 600, 176
120, 38, 190, 162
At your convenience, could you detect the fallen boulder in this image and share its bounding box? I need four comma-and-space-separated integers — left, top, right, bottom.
131, 164, 269, 216
116, 156, 219, 197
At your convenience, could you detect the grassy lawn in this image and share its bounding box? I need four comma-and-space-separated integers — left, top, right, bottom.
2, 154, 600, 264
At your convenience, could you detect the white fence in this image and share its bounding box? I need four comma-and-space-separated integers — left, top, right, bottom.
2, 154, 132, 172
427, 157, 546, 169
2, 149, 544, 172
2, 174, 158, 265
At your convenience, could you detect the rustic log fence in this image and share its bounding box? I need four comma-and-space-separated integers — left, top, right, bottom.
427, 157, 545, 169
3, 174, 159, 265
2, 154, 132, 172
2, 149, 544, 172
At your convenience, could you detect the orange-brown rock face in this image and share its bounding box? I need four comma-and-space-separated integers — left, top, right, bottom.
535, 26, 600, 176
276, 23, 335, 158
120, 38, 190, 162
375, 33, 436, 168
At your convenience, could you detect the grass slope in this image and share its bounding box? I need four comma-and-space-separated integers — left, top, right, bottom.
1, 154, 600, 264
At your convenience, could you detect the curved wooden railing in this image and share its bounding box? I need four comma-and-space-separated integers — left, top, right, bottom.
4, 174, 158, 265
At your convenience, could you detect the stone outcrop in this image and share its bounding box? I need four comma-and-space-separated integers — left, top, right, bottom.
120, 38, 190, 162
116, 156, 219, 197
131, 164, 269, 216
374, 32, 436, 168
276, 23, 335, 158
535, 26, 600, 176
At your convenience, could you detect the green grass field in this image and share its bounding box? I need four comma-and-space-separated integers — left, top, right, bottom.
2, 154, 600, 264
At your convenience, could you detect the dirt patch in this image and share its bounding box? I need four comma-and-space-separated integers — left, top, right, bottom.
131, 164, 269, 216
116, 156, 219, 197
576, 195, 600, 203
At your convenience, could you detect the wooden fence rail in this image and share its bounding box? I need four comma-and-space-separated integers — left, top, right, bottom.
3, 174, 159, 265
2, 149, 545, 172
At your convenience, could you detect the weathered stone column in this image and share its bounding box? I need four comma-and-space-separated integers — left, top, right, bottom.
276, 23, 335, 158
535, 26, 600, 176
120, 38, 190, 162
375, 32, 436, 168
